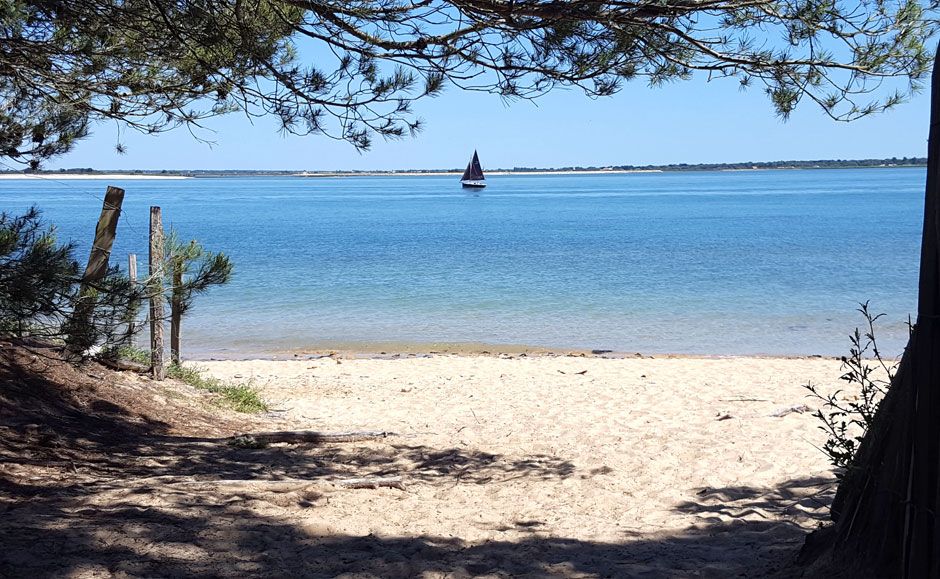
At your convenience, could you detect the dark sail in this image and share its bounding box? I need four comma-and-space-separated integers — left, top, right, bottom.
460, 150, 485, 181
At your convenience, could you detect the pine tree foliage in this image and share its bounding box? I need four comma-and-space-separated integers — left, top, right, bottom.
0, 206, 142, 349
0, 206, 78, 332
0, 0, 935, 166
164, 230, 233, 317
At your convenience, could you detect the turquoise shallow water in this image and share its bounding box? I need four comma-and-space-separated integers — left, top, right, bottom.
2, 168, 924, 358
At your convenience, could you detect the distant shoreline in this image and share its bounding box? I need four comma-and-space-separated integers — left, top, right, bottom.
0, 173, 190, 180
294, 169, 666, 177
11, 157, 926, 179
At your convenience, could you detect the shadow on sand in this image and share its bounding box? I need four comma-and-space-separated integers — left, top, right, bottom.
0, 343, 833, 577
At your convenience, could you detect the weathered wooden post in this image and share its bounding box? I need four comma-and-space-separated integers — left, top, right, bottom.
64, 186, 125, 357
128, 253, 137, 288
149, 207, 166, 380
170, 257, 182, 365
122, 253, 138, 345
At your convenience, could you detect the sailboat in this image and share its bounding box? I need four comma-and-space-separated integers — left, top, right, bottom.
460, 150, 486, 189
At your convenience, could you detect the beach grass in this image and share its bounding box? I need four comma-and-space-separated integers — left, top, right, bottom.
103, 344, 152, 365
98, 345, 268, 413
167, 363, 268, 414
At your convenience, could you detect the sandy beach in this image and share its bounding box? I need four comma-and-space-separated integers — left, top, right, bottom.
193, 354, 841, 576
0, 350, 851, 576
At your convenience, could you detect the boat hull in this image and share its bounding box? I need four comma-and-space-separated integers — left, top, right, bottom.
461, 180, 486, 189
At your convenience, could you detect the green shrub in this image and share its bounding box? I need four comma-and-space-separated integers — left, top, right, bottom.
0, 206, 141, 352
100, 344, 151, 365
805, 302, 903, 476
167, 363, 267, 413
0, 207, 78, 335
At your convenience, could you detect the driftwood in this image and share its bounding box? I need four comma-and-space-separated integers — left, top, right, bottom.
769, 404, 811, 417
230, 430, 395, 446
98, 357, 150, 373
333, 476, 405, 489
109, 475, 406, 493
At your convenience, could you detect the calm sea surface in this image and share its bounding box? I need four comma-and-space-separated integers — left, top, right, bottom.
2, 168, 924, 358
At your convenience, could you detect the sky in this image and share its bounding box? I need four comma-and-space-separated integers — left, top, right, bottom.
47, 64, 931, 172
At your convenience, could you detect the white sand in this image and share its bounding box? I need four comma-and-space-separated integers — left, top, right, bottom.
192, 354, 844, 575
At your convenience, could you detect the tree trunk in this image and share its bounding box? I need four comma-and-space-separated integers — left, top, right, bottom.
818, 41, 940, 577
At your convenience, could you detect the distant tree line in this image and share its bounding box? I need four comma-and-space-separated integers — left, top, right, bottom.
563, 157, 929, 172
3, 157, 926, 177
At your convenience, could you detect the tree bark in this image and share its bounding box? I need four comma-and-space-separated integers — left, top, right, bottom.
820, 40, 940, 577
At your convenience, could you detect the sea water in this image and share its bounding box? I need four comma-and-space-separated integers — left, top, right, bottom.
3, 168, 923, 358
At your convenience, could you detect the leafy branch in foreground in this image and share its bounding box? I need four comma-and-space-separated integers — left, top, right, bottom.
805, 302, 907, 476
2, 0, 935, 166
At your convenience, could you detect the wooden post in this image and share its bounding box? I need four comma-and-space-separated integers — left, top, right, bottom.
170, 257, 182, 365
123, 253, 138, 345
149, 207, 166, 380
64, 186, 125, 357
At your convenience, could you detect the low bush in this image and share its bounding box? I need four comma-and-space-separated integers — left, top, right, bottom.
805, 302, 906, 476
167, 363, 267, 413
0, 206, 141, 353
